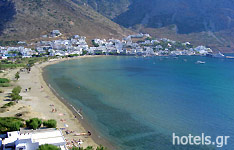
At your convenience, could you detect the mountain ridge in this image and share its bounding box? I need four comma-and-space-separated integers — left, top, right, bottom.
0, 0, 133, 41
84, 0, 234, 52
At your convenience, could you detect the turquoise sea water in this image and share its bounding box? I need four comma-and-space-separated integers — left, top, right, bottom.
44, 56, 234, 150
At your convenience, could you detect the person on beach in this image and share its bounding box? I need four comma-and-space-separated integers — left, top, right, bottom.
78, 108, 82, 113
88, 131, 91, 136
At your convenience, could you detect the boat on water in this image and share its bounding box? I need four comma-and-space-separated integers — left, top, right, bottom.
196, 60, 206, 64
213, 52, 225, 58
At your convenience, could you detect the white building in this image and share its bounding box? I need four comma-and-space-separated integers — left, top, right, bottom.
1, 129, 67, 150
51, 30, 62, 37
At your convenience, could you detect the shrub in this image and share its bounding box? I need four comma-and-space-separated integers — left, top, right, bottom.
43, 119, 57, 128
71, 146, 94, 150
15, 72, 20, 80
0, 83, 11, 87
1, 102, 16, 108
11, 121, 23, 131
12, 86, 22, 94
0, 117, 24, 133
10, 86, 22, 101
71, 147, 81, 150
37, 144, 60, 150
26, 118, 42, 130
96, 145, 107, 150
11, 94, 22, 101
0, 89, 4, 93
86, 146, 94, 150
0, 78, 10, 83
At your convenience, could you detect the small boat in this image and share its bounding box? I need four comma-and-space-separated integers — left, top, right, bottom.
196, 61, 206, 64
213, 52, 225, 58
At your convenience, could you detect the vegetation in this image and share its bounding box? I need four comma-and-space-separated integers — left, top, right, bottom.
68, 54, 79, 57
0, 57, 50, 70
0, 83, 11, 87
0, 63, 26, 70
0, 117, 24, 133
86, 147, 94, 150
96, 145, 107, 150
38, 144, 60, 150
71, 146, 106, 150
0, 41, 19, 46
82, 50, 88, 55
12, 86, 22, 94
1, 102, 16, 108
94, 52, 103, 55
145, 37, 156, 41
12, 87, 21, 95
15, 72, 20, 80
0, 78, 10, 83
0, 78, 11, 87
10, 86, 22, 101
11, 94, 22, 101
26, 118, 42, 130
43, 119, 57, 128
0, 89, 4, 93
108, 52, 118, 55
92, 40, 99, 47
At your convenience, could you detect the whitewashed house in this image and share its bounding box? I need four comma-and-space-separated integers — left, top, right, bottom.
51, 30, 62, 37
1, 129, 67, 150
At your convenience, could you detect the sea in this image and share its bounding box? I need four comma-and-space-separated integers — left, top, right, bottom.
43, 56, 234, 150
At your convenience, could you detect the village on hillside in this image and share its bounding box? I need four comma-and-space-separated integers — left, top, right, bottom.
0, 30, 225, 59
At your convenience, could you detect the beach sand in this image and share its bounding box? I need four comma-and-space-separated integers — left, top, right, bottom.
0, 56, 100, 149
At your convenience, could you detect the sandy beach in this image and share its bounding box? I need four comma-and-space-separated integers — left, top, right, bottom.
0, 56, 100, 149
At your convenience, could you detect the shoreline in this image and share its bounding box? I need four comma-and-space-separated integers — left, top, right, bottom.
41, 56, 116, 149
0, 55, 113, 149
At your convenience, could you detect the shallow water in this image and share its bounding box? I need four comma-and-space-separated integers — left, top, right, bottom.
44, 56, 234, 150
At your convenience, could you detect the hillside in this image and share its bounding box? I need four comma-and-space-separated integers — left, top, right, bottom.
79, 0, 131, 19
0, 0, 132, 41
85, 0, 234, 52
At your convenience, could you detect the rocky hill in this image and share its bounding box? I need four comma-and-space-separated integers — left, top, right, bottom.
85, 0, 234, 52
0, 0, 132, 41
2, 0, 234, 52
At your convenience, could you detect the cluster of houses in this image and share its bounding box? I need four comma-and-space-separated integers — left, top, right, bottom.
89, 36, 214, 56
0, 30, 218, 59
36, 35, 88, 57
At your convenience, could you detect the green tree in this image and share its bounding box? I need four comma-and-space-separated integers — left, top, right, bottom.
71, 147, 83, 150
11, 121, 23, 131
43, 119, 57, 128
92, 40, 99, 47
11, 94, 22, 101
12, 86, 22, 94
86, 146, 94, 150
71, 146, 94, 150
82, 50, 88, 55
0, 117, 24, 133
0, 78, 10, 83
10, 86, 22, 101
15, 72, 20, 80
28, 59, 35, 67
37, 144, 60, 150
26, 118, 42, 130
96, 145, 107, 150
